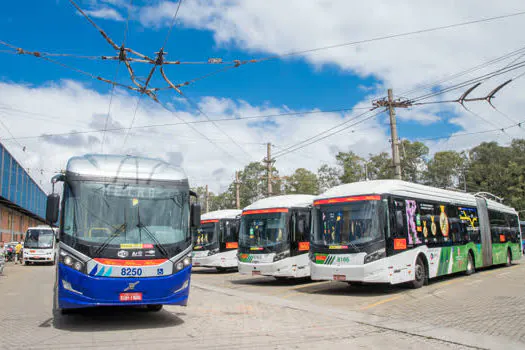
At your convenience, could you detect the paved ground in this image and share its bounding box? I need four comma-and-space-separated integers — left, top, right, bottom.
0, 261, 523, 349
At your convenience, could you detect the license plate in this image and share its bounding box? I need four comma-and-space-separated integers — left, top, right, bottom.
119, 292, 142, 302
252, 271, 261, 276
193, 262, 200, 266
333, 275, 346, 281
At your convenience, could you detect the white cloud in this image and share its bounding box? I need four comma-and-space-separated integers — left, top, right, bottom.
0, 80, 389, 194
84, 7, 124, 21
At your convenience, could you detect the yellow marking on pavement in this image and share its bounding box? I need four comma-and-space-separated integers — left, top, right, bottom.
360, 295, 402, 310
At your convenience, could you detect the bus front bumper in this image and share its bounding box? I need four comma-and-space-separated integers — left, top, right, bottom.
57, 264, 191, 309
238, 255, 309, 278
193, 250, 237, 268
310, 259, 390, 283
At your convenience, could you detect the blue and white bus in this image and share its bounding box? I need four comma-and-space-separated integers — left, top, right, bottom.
46, 154, 201, 313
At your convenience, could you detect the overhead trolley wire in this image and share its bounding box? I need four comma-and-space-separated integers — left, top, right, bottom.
101, 0, 134, 153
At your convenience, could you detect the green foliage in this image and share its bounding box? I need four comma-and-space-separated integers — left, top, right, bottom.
283, 168, 319, 195
196, 139, 525, 212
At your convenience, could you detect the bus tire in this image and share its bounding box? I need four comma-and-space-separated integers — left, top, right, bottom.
465, 252, 475, 275
147, 304, 163, 312
505, 249, 512, 267
410, 257, 426, 289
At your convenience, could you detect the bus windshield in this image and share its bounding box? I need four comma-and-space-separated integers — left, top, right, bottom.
24, 229, 54, 249
62, 181, 190, 257
239, 212, 287, 250
314, 201, 381, 246
193, 222, 218, 249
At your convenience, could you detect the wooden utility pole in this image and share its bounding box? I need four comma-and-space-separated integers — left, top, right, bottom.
373, 89, 411, 180
205, 184, 209, 213
264, 143, 273, 197
235, 171, 241, 209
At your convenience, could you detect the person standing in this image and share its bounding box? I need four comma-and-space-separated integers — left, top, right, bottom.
14, 242, 22, 264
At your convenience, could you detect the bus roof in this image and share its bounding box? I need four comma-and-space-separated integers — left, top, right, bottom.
201, 209, 242, 220
66, 154, 188, 183
243, 195, 315, 211
316, 180, 517, 214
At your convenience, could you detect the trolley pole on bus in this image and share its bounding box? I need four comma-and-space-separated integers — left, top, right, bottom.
373, 88, 411, 180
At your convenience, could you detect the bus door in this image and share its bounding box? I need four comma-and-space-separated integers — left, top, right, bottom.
290, 210, 311, 256
476, 197, 492, 267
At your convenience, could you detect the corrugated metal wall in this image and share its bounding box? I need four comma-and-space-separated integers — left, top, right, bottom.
0, 144, 47, 219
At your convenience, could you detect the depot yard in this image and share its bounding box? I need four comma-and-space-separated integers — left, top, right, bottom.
0, 261, 524, 349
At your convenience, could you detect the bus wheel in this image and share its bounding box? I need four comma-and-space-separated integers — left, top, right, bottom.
465, 252, 475, 275
410, 257, 425, 289
505, 249, 512, 267
147, 304, 163, 312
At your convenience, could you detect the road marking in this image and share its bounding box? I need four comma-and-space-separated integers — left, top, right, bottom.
360, 295, 402, 310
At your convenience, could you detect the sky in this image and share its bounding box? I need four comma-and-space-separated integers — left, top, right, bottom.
1, 0, 525, 194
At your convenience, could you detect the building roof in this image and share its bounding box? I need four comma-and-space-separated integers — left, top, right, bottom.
316, 180, 517, 214
66, 154, 187, 182
201, 209, 242, 220
243, 194, 315, 211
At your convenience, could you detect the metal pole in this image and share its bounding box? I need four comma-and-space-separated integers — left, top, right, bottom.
235, 171, 240, 209
388, 89, 402, 180
266, 143, 272, 196
205, 184, 209, 213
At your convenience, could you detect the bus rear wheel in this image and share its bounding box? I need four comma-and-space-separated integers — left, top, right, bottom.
410, 257, 426, 289
505, 250, 512, 267
465, 252, 475, 275
147, 304, 163, 312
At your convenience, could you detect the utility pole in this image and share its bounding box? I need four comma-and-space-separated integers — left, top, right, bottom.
264, 143, 273, 197
205, 184, 209, 213
235, 171, 241, 209
373, 88, 411, 180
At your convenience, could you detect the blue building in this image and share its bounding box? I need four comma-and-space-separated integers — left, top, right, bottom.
0, 143, 47, 243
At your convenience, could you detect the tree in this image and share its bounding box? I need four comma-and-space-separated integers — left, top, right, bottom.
399, 140, 429, 182
466, 141, 512, 196
284, 168, 319, 195
367, 152, 394, 180
425, 151, 466, 189
317, 164, 341, 193
335, 151, 365, 184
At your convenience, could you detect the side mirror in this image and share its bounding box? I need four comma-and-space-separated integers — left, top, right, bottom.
191, 203, 201, 229
46, 194, 60, 225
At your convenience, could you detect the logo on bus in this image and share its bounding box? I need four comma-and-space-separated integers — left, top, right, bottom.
117, 250, 129, 258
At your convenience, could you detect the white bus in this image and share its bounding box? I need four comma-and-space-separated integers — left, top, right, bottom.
238, 195, 314, 279
310, 180, 522, 288
192, 209, 241, 271
23, 226, 57, 265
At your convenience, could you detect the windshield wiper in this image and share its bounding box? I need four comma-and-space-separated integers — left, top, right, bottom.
94, 223, 127, 257
136, 223, 169, 257
136, 207, 169, 257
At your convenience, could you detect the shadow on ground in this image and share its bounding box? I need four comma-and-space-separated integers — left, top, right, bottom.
52, 306, 184, 332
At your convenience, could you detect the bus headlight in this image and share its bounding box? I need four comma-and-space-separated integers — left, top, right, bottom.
60, 251, 86, 273
364, 249, 386, 264
174, 254, 192, 271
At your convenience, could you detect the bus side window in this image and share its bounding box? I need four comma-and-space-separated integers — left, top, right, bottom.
506, 213, 519, 244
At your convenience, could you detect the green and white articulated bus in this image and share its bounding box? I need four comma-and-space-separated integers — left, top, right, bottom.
238, 195, 314, 279
310, 180, 522, 288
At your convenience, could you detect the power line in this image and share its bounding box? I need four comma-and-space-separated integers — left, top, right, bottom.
121, 0, 184, 150
273, 110, 383, 159
175, 90, 253, 161
101, 0, 134, 153
417, 119, 524, 142
273, 109, 378, 158
0, 104, 370, 142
